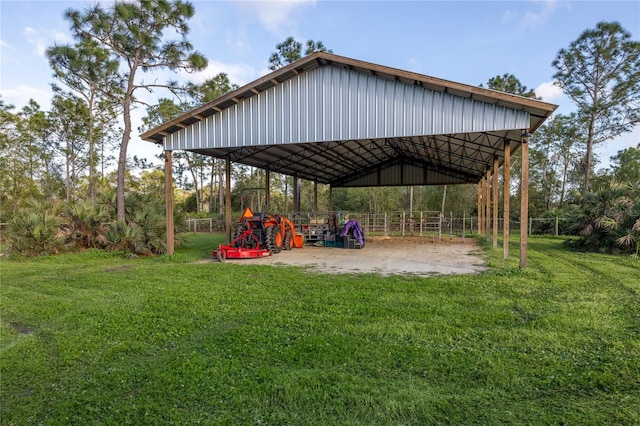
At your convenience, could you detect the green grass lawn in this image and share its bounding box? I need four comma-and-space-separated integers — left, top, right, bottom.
1, 235, 639, 425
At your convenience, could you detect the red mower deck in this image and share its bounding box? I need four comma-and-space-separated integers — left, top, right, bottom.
213, 245, 271, 262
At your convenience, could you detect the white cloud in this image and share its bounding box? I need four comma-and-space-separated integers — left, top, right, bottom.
190, 60, 262, 87
0, 39, 15, 50
0, 85, 52, 109
497, 1, 570, 32
225, 29, 248, 54
522, 0, 568, 30
22, 26, 71, 58
53, 31, 71, 45
237, 0, 316, 35
535, 80, 564, 103
0, 39, 17, 66
24, 26, 48, 57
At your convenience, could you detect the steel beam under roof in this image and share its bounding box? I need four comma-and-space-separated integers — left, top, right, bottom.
141, 52, 557, 187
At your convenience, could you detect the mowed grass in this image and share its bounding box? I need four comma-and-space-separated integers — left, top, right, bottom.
1, 235, 639, 425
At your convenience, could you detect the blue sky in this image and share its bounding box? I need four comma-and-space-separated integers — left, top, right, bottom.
1, 0, 639, 168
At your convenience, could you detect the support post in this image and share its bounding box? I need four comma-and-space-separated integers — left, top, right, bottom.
503, 140, 511, 259
520, 132, 530, 268
384, 212, 388, 235
165, 150, 174, 255
265, 166, 270, 211
493, 156, 499, 249
225, 156, 232, 244
485, 170, 491, 240
462, 210, 466, 243
478, 178, 484, 235
481, 174, 485, 238
313, 181, 318, 213
329, 186, 333, 212
293, 176, 299, 213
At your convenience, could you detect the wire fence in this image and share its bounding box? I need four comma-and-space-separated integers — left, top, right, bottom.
186, 212, 569, 239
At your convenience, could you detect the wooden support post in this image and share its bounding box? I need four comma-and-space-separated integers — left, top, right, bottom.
225, 156, 232, 244
329, 186, 333, 212
477, 179, 483, 235
313, 181, 318, 213
480, 174, 485, 238
520, 132, 530, 268
493, 156, 499, 249
265, 166, 270, 211
503, 140, 511, 260
165, 150, 174, 255
292, 176, 299, 213
485, 170, 491, 240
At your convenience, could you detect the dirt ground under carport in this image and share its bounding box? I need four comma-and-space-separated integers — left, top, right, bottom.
215, 236, 487, 277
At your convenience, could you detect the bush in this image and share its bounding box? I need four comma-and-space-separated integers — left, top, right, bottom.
106, 220, 150, 256
59, 201, 110, 249
5, 200, 65, 257
4, 191, 180, 258
565, 181, 640, 255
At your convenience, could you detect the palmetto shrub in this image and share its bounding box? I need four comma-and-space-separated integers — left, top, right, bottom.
5, 200, 65, 257
59, 201, 110, 249
5, 191, 178, 257
107, 203, 168, 256
613, 185, 640, 257
97, 189, 181, 255
565, 181, 640, 255
106, 220, 150, 256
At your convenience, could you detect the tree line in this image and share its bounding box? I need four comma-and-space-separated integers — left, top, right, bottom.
1, 0, 638, 257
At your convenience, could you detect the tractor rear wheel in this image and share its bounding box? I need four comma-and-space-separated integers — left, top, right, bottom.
266, 226, 283, 254
283, 230, 293, 250
234, 224, 247, 248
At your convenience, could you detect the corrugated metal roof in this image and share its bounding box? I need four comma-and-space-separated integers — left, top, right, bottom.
141, 52, 557, 187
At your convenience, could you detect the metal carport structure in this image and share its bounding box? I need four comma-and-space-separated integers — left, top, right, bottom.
141, 52, 557, 267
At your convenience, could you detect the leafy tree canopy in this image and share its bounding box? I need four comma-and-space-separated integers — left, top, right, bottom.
552, 21, 640, 192
61, 0, 208, 221
268, 37, 332, 70
482, 73, 540, 99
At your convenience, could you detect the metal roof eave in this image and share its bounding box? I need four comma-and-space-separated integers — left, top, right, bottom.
140, 52, 558, 144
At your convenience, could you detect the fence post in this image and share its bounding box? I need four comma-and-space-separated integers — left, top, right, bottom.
450, 212, 453, 240
402, 211, 405, 237
555, 216, 559, 237
210, 218, 213, 233
366, 214, 370, 236
529, 218, 533, 236
384, 212, 388, 235
463, 211, 466, 243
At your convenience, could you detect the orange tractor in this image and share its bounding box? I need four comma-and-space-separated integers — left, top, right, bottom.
213, 207, 304, 261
